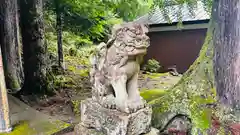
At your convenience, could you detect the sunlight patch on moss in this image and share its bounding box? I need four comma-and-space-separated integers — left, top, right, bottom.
0, 120, 70, 135
0, 121, 35, 135
140, 89, 167, 102
144, 72, 170, 79
76, 69, 89, 77
37, 120, 70, 135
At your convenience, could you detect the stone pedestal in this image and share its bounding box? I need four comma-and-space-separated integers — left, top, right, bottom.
74, 98, 152, 135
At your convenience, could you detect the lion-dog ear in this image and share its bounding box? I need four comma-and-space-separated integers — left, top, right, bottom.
141, 24, 149, 34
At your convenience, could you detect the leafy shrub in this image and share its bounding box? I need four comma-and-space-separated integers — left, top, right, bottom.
71, 100, 81, 115
143, 59, 161, 73
53, 75, 76, 89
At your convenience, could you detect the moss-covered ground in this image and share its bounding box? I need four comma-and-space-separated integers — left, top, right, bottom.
0, 121, 35, 135
139, 72, 181, 91
16, 39, 182, 134
0, 121, 70, 135
140, 89, 166, 102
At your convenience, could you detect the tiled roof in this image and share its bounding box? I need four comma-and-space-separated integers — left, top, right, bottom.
133, 1, 210, 25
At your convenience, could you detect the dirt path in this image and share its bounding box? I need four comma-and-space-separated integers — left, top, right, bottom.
138, 72, 181, 91
1, 95, 70, 135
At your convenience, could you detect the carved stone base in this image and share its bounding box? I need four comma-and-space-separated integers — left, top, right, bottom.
74, 123, 105, 135
74, 124, 159, 135
75, 98, 152, 135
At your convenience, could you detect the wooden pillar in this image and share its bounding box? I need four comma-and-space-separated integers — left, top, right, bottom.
0, 47, 12, 133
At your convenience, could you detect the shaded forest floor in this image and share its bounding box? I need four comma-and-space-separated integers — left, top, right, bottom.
18, 69, 181, 130
15, 46, 182, 134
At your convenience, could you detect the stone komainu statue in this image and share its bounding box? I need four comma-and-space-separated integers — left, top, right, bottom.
89, 22, 150, 113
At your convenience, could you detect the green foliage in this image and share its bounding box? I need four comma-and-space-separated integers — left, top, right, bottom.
44, 0, 124, 43
65, 45, 96, 67
143, 59, 161, 73
53, 75, 76, 89
104, 0, 153, 21
48, 44, 94, 91
71, 100, 81, 115
45, 31, 94, 57
62, 31, 93, 48
45, 29, 95, 92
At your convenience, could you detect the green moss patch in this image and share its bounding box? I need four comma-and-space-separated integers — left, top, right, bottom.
0, 121, 35, 135
0, 120, 70, 135
76, 69, 89, 77
140, 89, 167, 102
36, 120, 70, 135
144, 72, 170, 79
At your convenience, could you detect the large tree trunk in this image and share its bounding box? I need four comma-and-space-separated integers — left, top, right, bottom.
149, 21, 215, 133
211, 1, 240, 134
150, 0, 240, 132
19, 0, 48, 94
0, 0, 23, 93
213, 0, 240, 110
55, 0, 64, 69
141, 0, 240, 134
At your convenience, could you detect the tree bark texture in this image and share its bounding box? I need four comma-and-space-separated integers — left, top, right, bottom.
213, 0, 240, 109
55, 0, 64, 69
150, 20, 215, 132
0, 0, 23, 93
0, 48, 11, 133
19, 0, 48, 94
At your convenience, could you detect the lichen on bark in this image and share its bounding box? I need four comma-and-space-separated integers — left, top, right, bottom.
19, 0, 49, 95
0, 0, 23, 93
149, 22, 216, 133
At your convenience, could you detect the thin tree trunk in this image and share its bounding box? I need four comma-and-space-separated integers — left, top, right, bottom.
55, 0, 64, 69
0, 0, 23, 93
213, 0, 240, 109
19, 0, 48, 94
0, 48, 11, 133
15, 1, 24, 87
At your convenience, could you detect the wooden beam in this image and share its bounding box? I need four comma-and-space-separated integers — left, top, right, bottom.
149, 23, 209, 32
